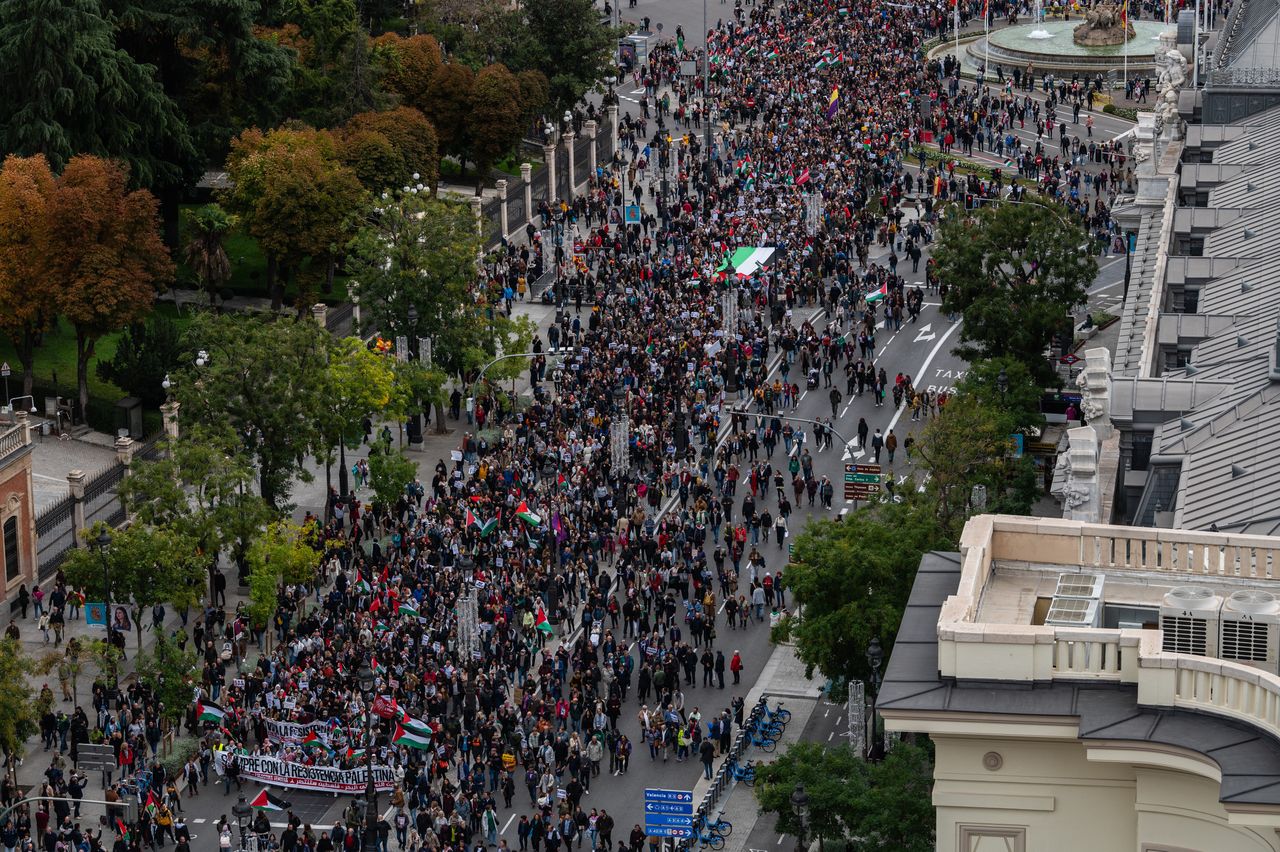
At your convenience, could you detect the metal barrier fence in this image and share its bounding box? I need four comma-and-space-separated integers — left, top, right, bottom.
674, 696, 770, 851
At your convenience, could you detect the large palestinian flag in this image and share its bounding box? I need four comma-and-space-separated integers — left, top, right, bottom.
250, 790, 292, 811
198, 699, 227, 723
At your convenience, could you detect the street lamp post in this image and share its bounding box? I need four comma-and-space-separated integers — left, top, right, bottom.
995, 367, 1009, 399
865, 637, 884, 760
790, 784, 810, 852
358, 662, 378, 852
405, 304, 422, 444
94, 530, 112, 658
231, 796, 253, 851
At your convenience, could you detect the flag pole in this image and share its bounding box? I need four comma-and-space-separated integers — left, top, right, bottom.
954, 0, 960, 63
1123, 0, 1128, 96
983, 0, 989, 80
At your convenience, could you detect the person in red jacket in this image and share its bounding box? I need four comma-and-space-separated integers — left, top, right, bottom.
730, 651, 743, 685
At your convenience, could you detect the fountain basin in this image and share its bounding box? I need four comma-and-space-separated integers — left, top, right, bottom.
965, 19, 1168, 79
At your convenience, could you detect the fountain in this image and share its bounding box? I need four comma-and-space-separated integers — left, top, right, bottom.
959, 0, 1164, 80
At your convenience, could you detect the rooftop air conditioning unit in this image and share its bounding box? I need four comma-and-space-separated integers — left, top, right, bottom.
1160, 586, 1222, 657
1220, 590, 1280, 675
1054, 573, 1105, 600
1045, 597, 1102, 628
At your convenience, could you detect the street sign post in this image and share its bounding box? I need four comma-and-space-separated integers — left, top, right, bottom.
843, 463, 882, 501
644, 789, 693, 838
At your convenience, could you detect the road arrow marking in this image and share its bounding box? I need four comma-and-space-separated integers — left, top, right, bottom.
913, 323, 936, 343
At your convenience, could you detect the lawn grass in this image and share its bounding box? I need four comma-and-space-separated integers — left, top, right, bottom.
176, 204, 350, 306
0, 302, 191, 407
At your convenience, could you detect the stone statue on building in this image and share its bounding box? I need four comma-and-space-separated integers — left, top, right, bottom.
1152, 32, 1188, 139
1051, 427, 1103, 522
1074, 1, 1136, 46
1075, 347, 1113, 440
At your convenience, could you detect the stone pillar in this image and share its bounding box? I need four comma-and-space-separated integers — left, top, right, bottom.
160, 400, 180, 443
68, 470, 86, 546
606, 105, 620, 160
584, 120, 599, 176
14, 409, 31, 446
564, 131, 576, 199
1076, 346, 1113, 440
1050, 427, 1102, 523
115, 436, 135, 470
311, 303, 328, 329
496, 179, 509, 238
520, 163, 533, 226
469, 196, 483, 236
544, 143, 558, 203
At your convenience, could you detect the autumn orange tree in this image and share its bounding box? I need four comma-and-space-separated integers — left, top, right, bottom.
0, 155, 57, 398
467, 64, 524, 191
424, 62, 474, 172
373, 33, 442, 113
222, 126, 367, 311
46, 156, 173, 420
342, 107, 439, 190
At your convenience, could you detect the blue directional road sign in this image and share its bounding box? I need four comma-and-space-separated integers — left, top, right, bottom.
644, 789, 694, 838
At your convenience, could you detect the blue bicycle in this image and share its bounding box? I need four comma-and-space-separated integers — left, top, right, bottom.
728, 757, 759, 784
762, 700, 792, 725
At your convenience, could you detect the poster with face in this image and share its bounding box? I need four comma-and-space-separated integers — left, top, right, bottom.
113, 606, 131, 631
85, 603, 107, 627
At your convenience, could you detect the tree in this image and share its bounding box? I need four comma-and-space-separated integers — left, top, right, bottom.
245, 521, 321, 648
754, 741, 935, 852
424, 62, 474, 167
134, 629, 200, 725
934, 200, 1096, 384
915, 392, 1039, 539
774, 490, 950, 685
337, 127, 409, 193
172, 312, 330, 509
35, 639, 96, 707
118, 429, 273, 594
467, 64, 523, 190
63, 522, 206, 650
0, 639, 39, 776
223, 126, 367, 309
0, 0, 194, 188
347, 189, 490, 383
182, 204, 236, 306
522, 0, 619, 112
343, 107, 439, 189
373, 33, 443, 112
956, 356, 1046, 435
0, 155, 57, 397
97, 316, 183, 408
515, 70, 551, 131
47, 156, 173, 420
366, 437, 417, 509
755, 742, 866, 847
319, 336, 403, 500
86, 639, 124, 689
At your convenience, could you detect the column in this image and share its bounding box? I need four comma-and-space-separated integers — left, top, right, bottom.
564, 131, 576, 199
607, 105, 620, 160
160, 400, 180, 443
311, 303, 328, 328
584, 120, 599, 176
496, 179, 509, 238
469, 195, 483, 236
14, 409, 31, 446
68, 470, 86, 546
543, 143, 557, 202
520, 163, 533, 227
115, 436, 136, 521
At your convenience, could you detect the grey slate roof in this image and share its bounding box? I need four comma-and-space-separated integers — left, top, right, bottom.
879, 551, 1280, 806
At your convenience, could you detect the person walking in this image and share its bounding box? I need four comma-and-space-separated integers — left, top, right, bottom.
856, 417, 869, 448
871, 429, 884, 463
885, 429, 898, 464
699, 737, 716, 780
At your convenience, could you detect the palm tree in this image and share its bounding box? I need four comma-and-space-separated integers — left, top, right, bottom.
183, 204, 235, 307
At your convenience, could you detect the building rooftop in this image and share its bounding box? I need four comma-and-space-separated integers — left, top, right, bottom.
879, 515, 1280, 813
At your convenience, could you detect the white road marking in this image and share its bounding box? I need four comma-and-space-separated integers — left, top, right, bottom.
827, 731, 835, 741
884, 320, 962, 438
502, 814, 517, 835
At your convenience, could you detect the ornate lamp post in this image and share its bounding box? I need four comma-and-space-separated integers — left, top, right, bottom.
790, 784, 810, 852
865, 637, 884, 760
231, 796, 253, 851
358, 661, 378, 851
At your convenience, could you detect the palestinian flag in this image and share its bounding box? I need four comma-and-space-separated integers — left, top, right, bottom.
145, 791, 159, 817
393, 723, 432, 751
346, 747, 366, 761
354, 574, 371, 594
401, 712, 431, 735
374, 621, 391, 632
250, 790, 292, 811
479, 516, 499, 537
398, 600, 420, 619
198, 699, 227, 723
796, 168, 810, 186
866, 283, 889, 304
302, 732, 333, 753
515, 501, 541, 528
115, 819, 130, 841
465, 509, 481, 529
534, 605, 554, 634
371, 656, 384, 676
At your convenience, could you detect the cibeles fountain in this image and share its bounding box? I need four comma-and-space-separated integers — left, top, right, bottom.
965, 0, 1166, 80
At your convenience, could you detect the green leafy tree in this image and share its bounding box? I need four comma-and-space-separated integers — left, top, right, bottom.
915, 392, 1039, 539
118, 429, 273, 597
522, 0, 620, 112
87, 639, 124, 689
774, 491, 950, 685
319, 336, 403, 498
0, 638, 39, 776
63, 522, 206, 650
366, 437, 417, 509
135, 629, 201, 725
97, 316, 183, 408
245, 521, 321, 647
35, 639, 96, 707
515, 70, 551, 131
424, 62, 474, 168
346, 189, 490, 388
956, 356, 1046, 435
0, 0, 194, 188
343, 107, 439, 190
171, 312, 330, 510
182, 204, 236, 306
754, 741, 935, 852
934, 200, 1096, 384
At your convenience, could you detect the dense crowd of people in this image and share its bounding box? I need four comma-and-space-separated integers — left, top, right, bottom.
0, 0, 1137, 851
